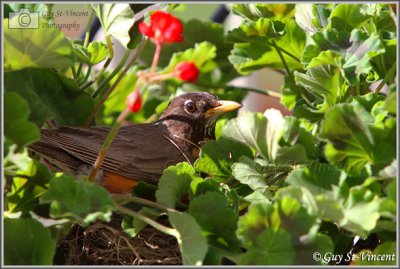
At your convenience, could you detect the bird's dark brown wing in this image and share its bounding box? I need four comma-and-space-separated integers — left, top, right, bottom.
31, 124, 193, 183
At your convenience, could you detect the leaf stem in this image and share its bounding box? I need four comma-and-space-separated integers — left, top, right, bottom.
79, 65, 92, 86
91, 49, 131, 99
112, 194, 174, 212
375, 62, 396, 93
84, 39, 147, 127
83, 11, 94, 48
266, 41, 301, 62
115, 204, 177, 237
271, 40, 294, 81
225, 86, 281, 98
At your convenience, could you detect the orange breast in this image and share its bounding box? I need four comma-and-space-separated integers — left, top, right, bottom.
100, 171, 139, 193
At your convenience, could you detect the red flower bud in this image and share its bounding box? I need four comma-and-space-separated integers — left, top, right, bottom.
138, 11, 183, 45
126, 91, 142, 112
175, 62, 200, 82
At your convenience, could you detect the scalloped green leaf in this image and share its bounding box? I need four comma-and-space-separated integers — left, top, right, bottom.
40, 174, 115, 226
4, 218, 56, 265
4, 92, 39, 151
329, 4, 371, 32
232, 4, 295, 21
228, 19, 305, 74
189, 192, 241, 252
90, 4, 135, 48
4, 68, 94, 126
320, 103, 396, 175
156, 162, 202, 209
168, 211, 208, 265
195, 137, 253, 178
4, 18, 73, 71
222, 110, 284, 160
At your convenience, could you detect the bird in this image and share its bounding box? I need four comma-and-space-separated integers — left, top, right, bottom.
28, 92, 241, 193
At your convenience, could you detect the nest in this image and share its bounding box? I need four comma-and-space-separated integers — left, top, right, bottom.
54, 213, 182, 265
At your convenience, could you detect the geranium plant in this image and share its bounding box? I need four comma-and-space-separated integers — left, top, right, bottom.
3, 3, 397, 266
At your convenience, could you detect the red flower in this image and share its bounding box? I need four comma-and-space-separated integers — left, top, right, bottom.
126, 90, 142, 112
175, 62, 200, 82
138, 11, 183, 45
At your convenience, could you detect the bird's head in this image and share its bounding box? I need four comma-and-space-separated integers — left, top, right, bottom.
159, 92, 241, 144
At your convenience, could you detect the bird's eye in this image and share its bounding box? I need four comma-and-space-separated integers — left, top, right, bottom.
184, 101, 196, 113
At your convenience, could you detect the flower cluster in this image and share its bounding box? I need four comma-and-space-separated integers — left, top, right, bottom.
138, 11, 183, 45
127, 11, 200, 113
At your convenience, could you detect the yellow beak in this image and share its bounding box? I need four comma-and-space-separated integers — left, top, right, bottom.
203, 100, 242, 118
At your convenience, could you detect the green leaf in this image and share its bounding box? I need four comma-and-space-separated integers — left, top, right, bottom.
342, 30, 385, 85
226, 18, 285, 44
40, 174, 115, 226
232, 156, 269, 192
4, 18, 73, 71
7, 160, 52, 213
320, 103, 396, 175
286, 163, 341, 194
90, 4, 135, 48
168, 211, 208, 265
232, 4, 295, 21
156, 162, 201, 209
189, 192, 241, 252
222, 110, 284, 160
275, 144, 308, 164
194, 137, 253, 177
4, 92, 39, 150
354, 241, 396, 265
73, 42, 108, 65
237, 197, 324, 264
340, 186, 380, 237
4, 218, 56, 265
329, 4, 371, 32
72, 44, 90, 64
4, 68, 94, 126
280, 116, 320, 159
228, 19, 305, 74
87, 41, 109, 65
383, 91, 396, 114
239, 228, 295, 265
294, 64, 348, 113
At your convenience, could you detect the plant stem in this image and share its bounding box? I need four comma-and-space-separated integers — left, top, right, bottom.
88, 108, 130, 181
115, 204, 177, 237
112, 194, 174, 212
81, 58, 112, 90
271, 40, 294, 81
150, 43, 162, 73
225, 86, 282, 98
84, 39, 147, 127
266, 41, 301, 62
91, 50, 131, 99
71, 65, 77, 79
83, 11, 94, 48
375, 62, 396, 93
79, 65, 92, 86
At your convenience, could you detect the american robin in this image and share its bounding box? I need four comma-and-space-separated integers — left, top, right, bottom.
29, 92, 241, 193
